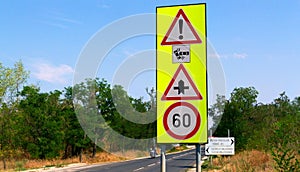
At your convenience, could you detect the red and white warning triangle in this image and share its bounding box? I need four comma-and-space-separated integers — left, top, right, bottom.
161, 9, 202, 45
161, 64, 203, 101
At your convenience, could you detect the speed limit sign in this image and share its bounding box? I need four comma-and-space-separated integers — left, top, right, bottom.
163, 102, 200, 140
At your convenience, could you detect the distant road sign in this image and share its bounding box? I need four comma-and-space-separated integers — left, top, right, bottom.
208, 137, 235, 146
205, 137, 235, 155
205, 146, 235, 155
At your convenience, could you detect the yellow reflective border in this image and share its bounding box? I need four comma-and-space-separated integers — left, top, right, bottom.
157, 4, 207, 143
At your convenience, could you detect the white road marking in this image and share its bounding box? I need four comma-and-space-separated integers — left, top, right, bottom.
133, 167, 145, 171
148, 163, 156, 167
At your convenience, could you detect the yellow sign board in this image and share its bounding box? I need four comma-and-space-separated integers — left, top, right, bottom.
157, 4, 207, 143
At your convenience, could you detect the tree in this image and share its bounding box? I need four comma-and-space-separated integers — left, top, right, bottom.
270, 114, 300, 171
208, 95, 226, 133
61, 87, 86, 159
272, 92, 294, 118
0, 61, 29, 169
72, 79, 97, 160
18, 86, 64, 159
214, 87, 258, 151
0, 61, 29, 104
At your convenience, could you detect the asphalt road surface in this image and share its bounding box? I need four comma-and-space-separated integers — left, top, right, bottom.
67, 149, 197, 172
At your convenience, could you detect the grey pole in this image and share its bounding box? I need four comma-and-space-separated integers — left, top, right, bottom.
161, 145, 166, 172
196, 144, 201, 172
210, 129, 213, 166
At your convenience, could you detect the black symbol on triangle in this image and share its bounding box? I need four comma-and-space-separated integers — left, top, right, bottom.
161, 64, 203, 101
173, 80, 189, 95
161, 9, 202, 45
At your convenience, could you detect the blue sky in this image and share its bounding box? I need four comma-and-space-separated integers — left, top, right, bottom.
1, 0, 300, 104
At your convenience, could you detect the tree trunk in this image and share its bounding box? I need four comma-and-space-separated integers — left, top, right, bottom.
79, 149, 82, 163
63, 144, 68, 159
92, 144, 96, 158
2, 158, 6, 170
92, 137, 97, 158
79, 134, 86, 162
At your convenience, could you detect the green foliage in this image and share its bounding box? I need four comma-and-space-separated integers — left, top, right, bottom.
71, 78, 156, 154
0, 60, 29, 104
0, 61, 29, 169
0, 60, 299, 171
214, 87, 300, 160
15, 160, 26, 171
62, 86, 90, 158
18, 86, 64, 159
109, 85, 155, 139
270, 114, 300, 171
0, 62, 157, 164
214, 87, 259, 151
271, 147, 300, 172
208, 95, 226, 132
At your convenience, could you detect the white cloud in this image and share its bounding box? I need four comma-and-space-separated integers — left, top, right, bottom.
97, 0, 110, 9
122, 48, 139, 57
215, 52, 248, 59
233, 53, 248, 59
40, 10, 82, 29
99, 4, 110, 9
53, 16, 82, 25
40, 21, 68, 29
32, 62, 74, 84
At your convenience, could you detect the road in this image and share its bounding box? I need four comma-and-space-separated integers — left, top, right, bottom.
66, 149, 199, 172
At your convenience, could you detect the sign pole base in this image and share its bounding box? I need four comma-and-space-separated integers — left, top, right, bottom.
161, 145, 166, 172
196, 144, 201, 172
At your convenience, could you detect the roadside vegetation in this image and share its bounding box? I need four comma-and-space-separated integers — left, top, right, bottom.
205, 87, 300, 171
0, 61, 299, 171
0, 61, 155, 171
0, 152, 123, 172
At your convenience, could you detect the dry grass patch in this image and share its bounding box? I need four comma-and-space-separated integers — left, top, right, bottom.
227, 150, 273, 172
0, 151, 123, 171
113, 150, 149, 159
0, 150, 151, 171
87, 152, 125, 164
204, 150, 275, 172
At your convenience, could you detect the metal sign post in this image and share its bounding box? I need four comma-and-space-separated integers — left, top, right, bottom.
196, 144, 201, 172
161, 145, 166, 172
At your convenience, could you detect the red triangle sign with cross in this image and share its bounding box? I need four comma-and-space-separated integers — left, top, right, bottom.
161, 64, 203, 101
161, 9, 202, 45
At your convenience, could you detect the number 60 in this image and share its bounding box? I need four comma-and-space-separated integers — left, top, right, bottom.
173, 113, 191, 128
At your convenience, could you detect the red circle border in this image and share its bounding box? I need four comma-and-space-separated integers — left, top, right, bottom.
163, 102, 201, 140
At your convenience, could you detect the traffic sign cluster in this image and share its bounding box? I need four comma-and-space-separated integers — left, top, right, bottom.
157, 4, 207, 143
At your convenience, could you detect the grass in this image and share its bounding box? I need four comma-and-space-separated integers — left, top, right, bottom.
0, 149, 152, 171
166, 145, 188, 153
114, 150, 148, 159
202, 150, 275, 172
0, 151, 129, 171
